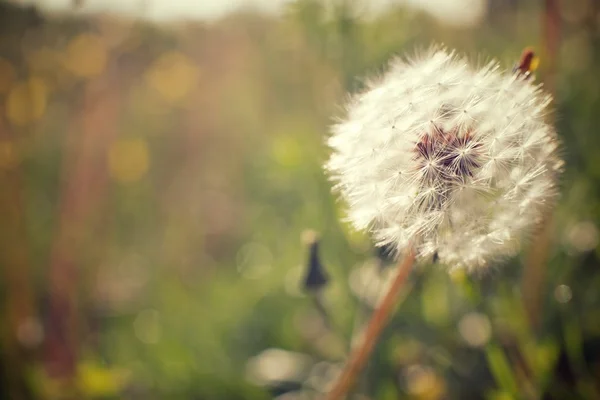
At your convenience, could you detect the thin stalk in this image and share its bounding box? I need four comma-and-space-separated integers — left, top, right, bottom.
522, 0, 560, 330
325, 248, 416, 400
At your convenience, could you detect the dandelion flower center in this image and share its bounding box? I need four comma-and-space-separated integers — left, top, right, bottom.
412, 121, 483, 212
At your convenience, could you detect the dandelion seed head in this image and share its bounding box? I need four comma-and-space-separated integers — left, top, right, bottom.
326, 47, 563, 271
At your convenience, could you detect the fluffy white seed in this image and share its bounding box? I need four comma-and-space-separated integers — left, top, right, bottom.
326, 47, 563, 271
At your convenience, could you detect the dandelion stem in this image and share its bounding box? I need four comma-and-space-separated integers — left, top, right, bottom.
326, 248, 416, 400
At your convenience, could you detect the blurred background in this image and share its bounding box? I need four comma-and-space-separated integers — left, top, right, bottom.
0, 0, 599, 399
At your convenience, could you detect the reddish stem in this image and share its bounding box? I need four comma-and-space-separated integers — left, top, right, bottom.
326, 248, 416, 400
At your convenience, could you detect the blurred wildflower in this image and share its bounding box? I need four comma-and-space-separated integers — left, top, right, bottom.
63, 34, 108, 78
512, 47, 539, 80
326, 47, 563, 271
300, 230, 343, 340
301, 230, 329, 291
145, 51, 199, 103
6, 77, 48, 126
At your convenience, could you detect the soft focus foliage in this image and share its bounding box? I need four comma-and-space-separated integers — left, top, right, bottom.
0, 0, 599, 399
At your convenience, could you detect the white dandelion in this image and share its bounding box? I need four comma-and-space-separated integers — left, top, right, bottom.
326, 47, 563, 271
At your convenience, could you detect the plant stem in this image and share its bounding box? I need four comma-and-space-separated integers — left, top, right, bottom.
326, 248, 416, 400
522, 0, 560, 330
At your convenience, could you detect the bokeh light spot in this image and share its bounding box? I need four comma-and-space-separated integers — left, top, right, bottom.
566, 221, 598, 253
108, 138, 150, 184
145, 51, 199, 102
458, 312, 491, 347
404, 364, 446, 399
6, 77, 48, 126
245, 348, 311, 386
554, 284, 572, 304
63, 34, 108, 78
